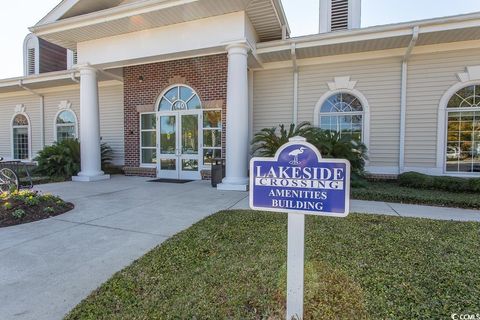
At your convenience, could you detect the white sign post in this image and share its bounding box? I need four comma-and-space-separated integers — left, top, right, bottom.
250, 137, 350, 320
287, 213, 305, 320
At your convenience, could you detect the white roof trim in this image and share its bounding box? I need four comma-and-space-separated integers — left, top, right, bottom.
36, 0, 81, 26
32, 0, 196, 34
0, 69, 122, 93
32, 0, 289, 45
271, 0, 291, 36
257, 11, 480, 53
0, 70, 79, 87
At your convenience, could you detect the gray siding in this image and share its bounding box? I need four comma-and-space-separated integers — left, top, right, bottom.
0, 84, 124, 165
298, 57, 402, 168
406, 47, 480, 168
0, 95, 41, 159
252, 58, 402, 168
252, 67, 294, 134
99, 85, 125, 165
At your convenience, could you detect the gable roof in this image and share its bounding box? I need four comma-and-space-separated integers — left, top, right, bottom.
33, 0, 290, 49
37, 0, 128, 25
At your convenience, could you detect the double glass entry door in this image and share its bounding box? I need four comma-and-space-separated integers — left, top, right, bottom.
157, 111, 201, 180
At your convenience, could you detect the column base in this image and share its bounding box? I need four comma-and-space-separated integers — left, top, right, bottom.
217, 183, 248, 191
72, 174, 111, 182
217, 177, 249, 191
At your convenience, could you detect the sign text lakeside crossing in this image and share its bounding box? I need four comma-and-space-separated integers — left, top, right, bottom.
249, 138, 350, 217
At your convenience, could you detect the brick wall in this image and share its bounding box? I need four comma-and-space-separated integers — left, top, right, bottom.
123, 54, 228, 170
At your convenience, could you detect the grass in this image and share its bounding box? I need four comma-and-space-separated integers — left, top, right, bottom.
66, 211, 480, 320
352, 180, 480, 209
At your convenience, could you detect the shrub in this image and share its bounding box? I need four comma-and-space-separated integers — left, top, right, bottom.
35, 139, 114, 178
12, 209, 26, 219
469, 178, 480, 192
309, 130, 368, 178
3, 202, 12, 210
9, 190, 37, 202
251, 122, 368, 177
251, 122, 317, 157
24, 195, 41, 207
43, 207, 55, 214
101, 143, 114, 169
398, 172, 480, 193
35, 139, 81, 178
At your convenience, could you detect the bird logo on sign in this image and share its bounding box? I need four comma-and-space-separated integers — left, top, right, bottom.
288, 147, 307, 165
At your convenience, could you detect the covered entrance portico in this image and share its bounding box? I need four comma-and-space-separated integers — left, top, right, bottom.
31, 0, 290, 191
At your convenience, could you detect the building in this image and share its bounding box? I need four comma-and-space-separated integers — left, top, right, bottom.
0, 0, 479, 191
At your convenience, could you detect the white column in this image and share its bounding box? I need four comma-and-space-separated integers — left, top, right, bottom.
73, 65, 110, 182
217, 43, 250, 191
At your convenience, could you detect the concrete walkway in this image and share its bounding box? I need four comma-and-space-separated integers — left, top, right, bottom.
0, 176, 247, 320
1, 176, 479, 320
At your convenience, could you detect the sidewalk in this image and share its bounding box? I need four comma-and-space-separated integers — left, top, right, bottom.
232, 197, 480, 222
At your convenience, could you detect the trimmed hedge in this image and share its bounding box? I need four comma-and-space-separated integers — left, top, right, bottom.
398, 172, 480, 193
352, 182, 480, 209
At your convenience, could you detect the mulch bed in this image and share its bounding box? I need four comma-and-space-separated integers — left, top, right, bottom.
0, 193, 74, 228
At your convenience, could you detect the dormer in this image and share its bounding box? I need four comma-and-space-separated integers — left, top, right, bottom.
23, 33, 69, 76
319, 0, 361, 33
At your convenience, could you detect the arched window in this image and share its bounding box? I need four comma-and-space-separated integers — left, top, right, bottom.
12, 114, 30, 160
445, 85, 480, 173
55, 110, 77, 142
158, 85, 202, 111
318, 92, 364, 142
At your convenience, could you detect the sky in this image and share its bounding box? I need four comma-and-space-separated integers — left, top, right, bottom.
1, 0, 480, 79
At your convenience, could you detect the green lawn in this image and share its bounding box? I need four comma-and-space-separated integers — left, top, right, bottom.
352, 181, 480, 209
66, 211, 479, 320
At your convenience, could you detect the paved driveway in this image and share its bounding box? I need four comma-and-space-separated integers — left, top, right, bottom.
0, 176, 247, 320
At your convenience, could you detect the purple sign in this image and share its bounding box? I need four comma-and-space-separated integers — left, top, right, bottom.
249, 137, 350, 217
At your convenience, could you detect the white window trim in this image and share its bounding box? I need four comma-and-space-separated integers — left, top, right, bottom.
155, 84, 223, 169
139, 112, 157, 168
155, 83, 201, 112
313, 88, 370, 153
437, 80, 480, 176
11, 112, 32, 161
54, 109, 79, 142
201, 110, 223, 168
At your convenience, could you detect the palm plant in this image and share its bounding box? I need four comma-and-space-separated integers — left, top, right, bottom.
35, 139, 81, 178
309, 130, 368, 177
251, 122, 368, 178
35, 140, 114, 178
251, 122, 317, 157
101, 142, 114, 169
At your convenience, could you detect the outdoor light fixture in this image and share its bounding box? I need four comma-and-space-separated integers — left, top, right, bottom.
138, 75, 144, 83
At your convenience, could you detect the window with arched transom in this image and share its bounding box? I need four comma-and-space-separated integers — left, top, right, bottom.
318, 92, 364, 142
55, 110, 77, 142
12, 114, 30, 160
445, 85, 480, 173
158, 85, 202, 111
